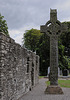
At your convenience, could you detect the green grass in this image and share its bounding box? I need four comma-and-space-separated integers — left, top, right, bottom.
46, 80, 70, 88
39, 76, 44, 79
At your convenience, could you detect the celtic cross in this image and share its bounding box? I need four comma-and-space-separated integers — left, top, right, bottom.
40, 9, 67, 85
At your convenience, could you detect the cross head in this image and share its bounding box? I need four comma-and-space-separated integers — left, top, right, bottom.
40, 9, 67, 37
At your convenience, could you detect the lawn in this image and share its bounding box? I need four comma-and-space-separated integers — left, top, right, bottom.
46, 80, 70, 88
39, 76, 44, 79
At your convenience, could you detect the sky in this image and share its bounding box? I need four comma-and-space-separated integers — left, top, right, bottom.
0, 0, 70, 45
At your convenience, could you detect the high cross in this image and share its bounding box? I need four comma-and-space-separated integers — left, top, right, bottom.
40, 9, 67, 85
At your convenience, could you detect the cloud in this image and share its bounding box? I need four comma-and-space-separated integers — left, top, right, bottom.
0, 0, 57, 30
0, 0, 70, 44
9, 29, 23, 45
1, 0, 70, 29
9, 23, 39, 44
55, 0, 70, 10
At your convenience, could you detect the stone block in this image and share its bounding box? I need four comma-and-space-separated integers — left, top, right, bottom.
45, 85, 63, 94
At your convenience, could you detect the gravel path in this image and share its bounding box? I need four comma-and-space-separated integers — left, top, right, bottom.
19, 78, 70, 100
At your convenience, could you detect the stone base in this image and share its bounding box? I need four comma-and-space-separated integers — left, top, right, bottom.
45, 85, 63, 94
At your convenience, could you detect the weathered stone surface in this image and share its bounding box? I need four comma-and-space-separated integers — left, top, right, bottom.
45, 85, 63, 94
0, 32, 39, 100
40, 9, 67, 94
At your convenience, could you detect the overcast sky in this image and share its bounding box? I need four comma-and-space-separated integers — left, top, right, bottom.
0, 0, 70, 44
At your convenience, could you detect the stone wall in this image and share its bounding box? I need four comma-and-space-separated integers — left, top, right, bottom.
0, 32, 39, 100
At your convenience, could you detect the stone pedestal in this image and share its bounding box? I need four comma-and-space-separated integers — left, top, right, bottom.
45, 85, 63, 94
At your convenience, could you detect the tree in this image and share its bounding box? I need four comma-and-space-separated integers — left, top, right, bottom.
36, 33, 50, 75
0, 13, 9, 36
60, 22, 70, 57
23, 29, 50, 75
58, 41, 68, 70
23, 28, 42, 52
59, 22, 70, 71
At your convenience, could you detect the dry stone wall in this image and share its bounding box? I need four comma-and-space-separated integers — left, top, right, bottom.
0, 32, 39, 100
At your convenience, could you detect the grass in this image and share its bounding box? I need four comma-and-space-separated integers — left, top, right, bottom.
39, 76, 44, 79
46, 80, 70, 88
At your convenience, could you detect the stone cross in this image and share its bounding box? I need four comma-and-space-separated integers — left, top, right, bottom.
40, 9, 67, 86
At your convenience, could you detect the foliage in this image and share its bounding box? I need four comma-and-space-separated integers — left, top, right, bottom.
36, 33, 50, 75
23, 28, 42, 52
59, 22, 70, 70
60, 22, 70, 57
58, 41, 68, 69
66, 57, 70, 68
0, 13, 9, 36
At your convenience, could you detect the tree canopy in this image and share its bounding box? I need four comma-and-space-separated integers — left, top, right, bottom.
23, 28, 43, 52
0, 13, 9, 36
60, 22, 70, 57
